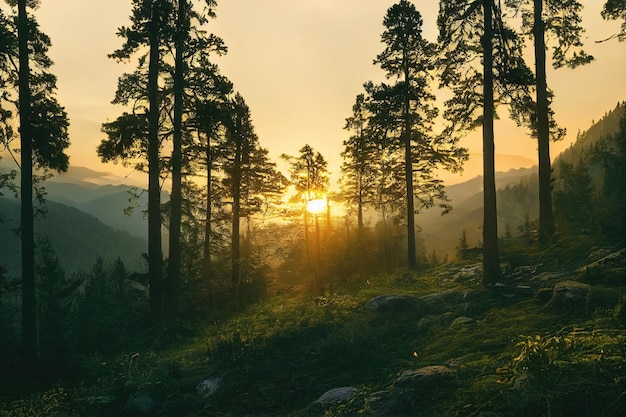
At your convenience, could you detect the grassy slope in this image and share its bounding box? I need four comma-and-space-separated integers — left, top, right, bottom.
1, 236, 625, 417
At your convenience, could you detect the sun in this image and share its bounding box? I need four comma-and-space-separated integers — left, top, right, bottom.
306, 198, 327, 215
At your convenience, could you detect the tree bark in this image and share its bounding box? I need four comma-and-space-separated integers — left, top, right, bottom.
148, 0, 163, 320
404, 70, 417, 270
166, 0, 186, 317
231, 133, 242, 289
482, 0, 501, 285
534, 0, 554, 246
202, 129, 212, 282
18, 0, 37, 370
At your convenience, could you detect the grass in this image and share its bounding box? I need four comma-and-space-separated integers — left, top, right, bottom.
1, 238, 625, 417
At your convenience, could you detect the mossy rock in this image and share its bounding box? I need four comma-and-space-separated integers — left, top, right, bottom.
365, 294, 422, 313
544, 280, 591, 312
365, 366, 456, 416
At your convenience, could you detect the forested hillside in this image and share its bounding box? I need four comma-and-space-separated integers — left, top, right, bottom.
418, 102, 626, 262
0, 197, 147, 276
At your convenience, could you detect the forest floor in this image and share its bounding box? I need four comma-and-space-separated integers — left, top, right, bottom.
1, 235, 625, 417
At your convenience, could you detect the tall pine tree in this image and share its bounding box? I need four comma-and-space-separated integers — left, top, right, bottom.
374, 0, 466, 269
505, 0, 593, 245
438, 0, 532, 284
0, 1, 69, 369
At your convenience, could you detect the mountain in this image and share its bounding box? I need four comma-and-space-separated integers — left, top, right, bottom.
419, 102, 625, 261
0, 197, 147, 277
418, 169, 539, 261
555, 101, 625, 167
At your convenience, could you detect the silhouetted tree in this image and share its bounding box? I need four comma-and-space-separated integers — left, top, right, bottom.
457, 229, 469, 260
102, 0, 176, 320
506, 0, 593, 245
602, 0, 626, 41
165, 0, 224, 316
374, 0, 466, 270
284, 145, 329, 291
438, 0, 531, 284
0, 1, 70, 369
36, 239, 80, 361
224, 94, 283, 290
165, 0, 188, 316
341, 93, 377, 245
553, 159, 595, 234
597, 110, 626, 244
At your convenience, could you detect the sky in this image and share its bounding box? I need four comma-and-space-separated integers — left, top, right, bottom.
4, 0, 625, 186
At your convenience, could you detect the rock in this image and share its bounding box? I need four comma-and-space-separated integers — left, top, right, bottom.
420, 289, 487, 316
545, 280, 591, 311
128, 395, 156, 416
393, 365, 455, 389
365, 389, 410, 416
450, 316, 475, 328
197, 377, 222, 396
366, 294, 421, 312
315, 387, 357, 405
366, 367, 456, 416
452, 264, 481, 283
581, 248, 626, 270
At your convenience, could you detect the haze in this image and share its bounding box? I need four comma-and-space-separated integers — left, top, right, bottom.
10, 0, 626, 184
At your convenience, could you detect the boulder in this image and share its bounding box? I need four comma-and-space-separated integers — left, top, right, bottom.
545, 280, 591, 311
420, 289, 486, 315
197, 377, 222, 396
365, 366, 456, 416
366, 294, 421, 312
315, 387, 358, 405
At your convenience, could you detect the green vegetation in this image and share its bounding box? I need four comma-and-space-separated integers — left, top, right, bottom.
1, 232, 624, 417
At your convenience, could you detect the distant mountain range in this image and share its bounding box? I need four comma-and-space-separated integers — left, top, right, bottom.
0, 197, 147, 277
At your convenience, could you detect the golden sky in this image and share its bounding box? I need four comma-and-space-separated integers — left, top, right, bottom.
17, 0, 626, 184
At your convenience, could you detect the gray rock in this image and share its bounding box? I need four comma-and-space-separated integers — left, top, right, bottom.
366, 366, 456, 416
197, 377, 222, 396
420, 289, 481, 315
452, 264, 481, 282
315, 387, 357, 405
545, 280, 591, 311
366, 294, 421, 312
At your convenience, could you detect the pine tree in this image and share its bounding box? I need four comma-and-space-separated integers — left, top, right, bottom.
373, 1, 466, 269
341, 93, 377, 244
602, 0, 626, 41
224, 94, 284, 290
101, 0, 176, 320
101, 1, 229, 317
505, 0, 593, 246
284, 145, 330, 292
0, 1, 70, 369
438, 0, 532, 284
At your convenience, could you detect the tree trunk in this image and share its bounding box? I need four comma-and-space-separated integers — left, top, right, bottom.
202, 130, 212, 282
166, 0, 186, 317
148, 1, 163, 320
534, 0, 554, 246
231, 136, 242, 288
404, 73, 417, 270
482, 0, 501, 285
18, 0, 37, 370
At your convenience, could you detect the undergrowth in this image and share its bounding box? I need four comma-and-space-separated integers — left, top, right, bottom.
1, 241, 625, 417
